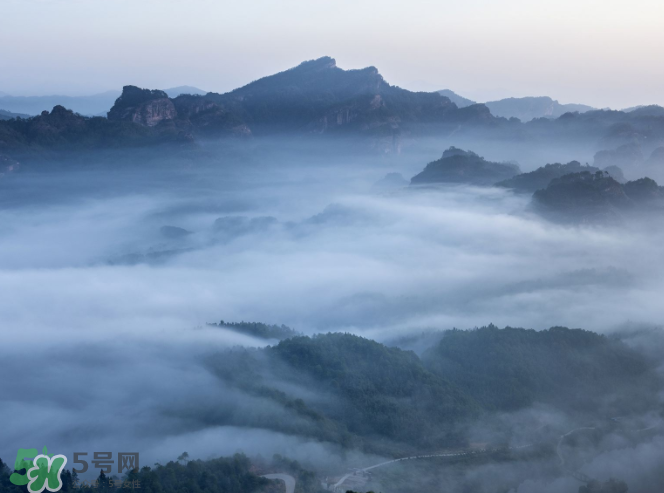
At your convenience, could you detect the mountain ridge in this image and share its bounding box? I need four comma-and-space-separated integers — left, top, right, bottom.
484, 96, 595, 121
4, 57, 664, 159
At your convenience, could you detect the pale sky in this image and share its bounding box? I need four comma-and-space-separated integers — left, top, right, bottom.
1, 0, 663, 108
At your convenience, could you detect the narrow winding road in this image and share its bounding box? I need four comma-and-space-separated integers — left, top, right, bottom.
262, 473, 296, 493
331, 449, 491, 491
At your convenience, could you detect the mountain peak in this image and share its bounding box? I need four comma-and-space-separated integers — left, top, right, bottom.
223, 56, 389, 103
294, 56, 337, 71
485, 96, 595, 121
108, 85, 175, 126
114, 86, 169, 107
437, 90, 476, 108
164, 85, 206, 98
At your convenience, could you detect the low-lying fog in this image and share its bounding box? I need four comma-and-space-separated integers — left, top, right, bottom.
1, 138, 662, 489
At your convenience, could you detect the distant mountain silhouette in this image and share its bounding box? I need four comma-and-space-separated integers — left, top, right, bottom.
0, 88, 207, 116
593, 143, 644, 171
624, 105, 664, 117
164, 86, 207, 98
0, 109, 29, 120
622, 104, 664, 115
436, 89, 475, 108
639, 147, 664, 182
485, 96, 595, 121
0, 90, 121, 116
373, 172, 408, 190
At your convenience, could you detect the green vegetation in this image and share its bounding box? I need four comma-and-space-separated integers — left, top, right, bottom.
0, 454, 278, 493
623, 177, 664, 203
533, 171, 664, 222
423, 325, 657, 413
208, 332, 479, 454
0, 105, 182, 153
496, 161, 599, 192
208, 325, 659, 454
269, 333, 479, 446
211, 320, 299, 340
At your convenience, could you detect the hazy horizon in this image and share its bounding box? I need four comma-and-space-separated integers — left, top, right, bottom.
2, 0, 664, 108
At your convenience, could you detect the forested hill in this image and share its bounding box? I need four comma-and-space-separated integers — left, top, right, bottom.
532, 171, 664, 223
422, 325, 658, 413
209, 333, 480, 453
209, 320, 299, 340
410, 147, 520, 186
269, 334, 479, 445
205, 327, 659, 455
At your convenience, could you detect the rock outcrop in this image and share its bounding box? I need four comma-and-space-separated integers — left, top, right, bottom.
108, 86, 177, 127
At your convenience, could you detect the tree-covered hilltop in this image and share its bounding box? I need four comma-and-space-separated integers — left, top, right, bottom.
209, 320, 300, 340
410, 147, 520, 186
208, 333, 480, 454
268, 333, 479, 445
532, 170, 664, 222
496, 161, 602, 193
422, 325, 658, 413
206, 326, 661, 455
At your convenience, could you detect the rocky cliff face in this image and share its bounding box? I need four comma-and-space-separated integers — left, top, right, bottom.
108, 86, 177, 127
172, 95, 249, 137
131, 97, 176, 127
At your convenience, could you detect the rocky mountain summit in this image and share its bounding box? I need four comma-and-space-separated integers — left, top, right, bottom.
107, 86, 176, 127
